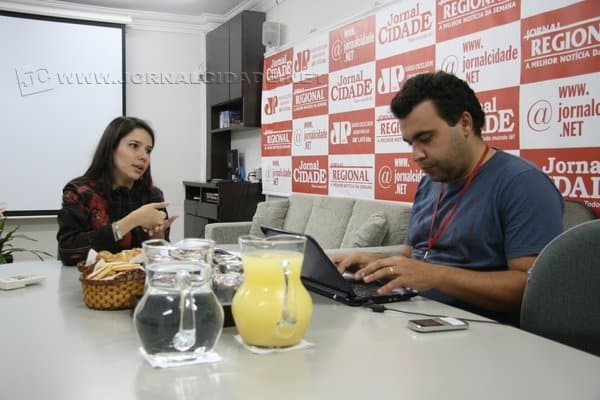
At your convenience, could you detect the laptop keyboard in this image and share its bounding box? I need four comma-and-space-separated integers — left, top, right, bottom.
351, 281, 382, 297
351, 281, 416, 297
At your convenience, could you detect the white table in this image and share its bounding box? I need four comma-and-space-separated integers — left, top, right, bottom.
1, 261, 598, 400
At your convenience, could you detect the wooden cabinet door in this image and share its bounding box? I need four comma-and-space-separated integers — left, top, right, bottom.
229, 13, 243, 100
206, 22, 229, 106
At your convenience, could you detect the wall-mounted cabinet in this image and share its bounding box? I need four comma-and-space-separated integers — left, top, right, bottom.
206, 10, 265, 180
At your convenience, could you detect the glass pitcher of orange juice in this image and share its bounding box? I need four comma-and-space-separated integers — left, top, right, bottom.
232, 234, 313, 347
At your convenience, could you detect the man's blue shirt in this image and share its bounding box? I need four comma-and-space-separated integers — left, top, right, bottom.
406, 150, 564, 320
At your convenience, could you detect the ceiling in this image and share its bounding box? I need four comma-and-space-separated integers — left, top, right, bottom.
51, 0, 251, 17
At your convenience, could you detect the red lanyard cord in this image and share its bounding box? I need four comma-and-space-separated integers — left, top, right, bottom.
424, 145, 490, 261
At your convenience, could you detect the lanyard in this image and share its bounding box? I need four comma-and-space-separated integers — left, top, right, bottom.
424, 145, 490, 261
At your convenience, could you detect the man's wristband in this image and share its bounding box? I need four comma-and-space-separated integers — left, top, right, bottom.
112, 222, 124, 241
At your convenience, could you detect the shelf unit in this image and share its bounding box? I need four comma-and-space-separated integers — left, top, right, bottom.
183, 181, 264, 238
206, 10, 265, 180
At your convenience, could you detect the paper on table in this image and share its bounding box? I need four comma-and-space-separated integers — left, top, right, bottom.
234, 335, 314, 354
138, 347, 222, 368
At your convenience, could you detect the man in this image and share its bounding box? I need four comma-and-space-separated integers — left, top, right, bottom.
333, 71, 564, 323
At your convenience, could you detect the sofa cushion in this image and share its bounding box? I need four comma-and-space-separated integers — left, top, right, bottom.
340, 211, 388, 248
283, 194, 317, 233
342, 199, 412, 246
304, 196, 355, 248
249, 199, 289, 237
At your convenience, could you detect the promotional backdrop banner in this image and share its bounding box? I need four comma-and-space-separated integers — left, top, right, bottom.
261, 0, 600, 217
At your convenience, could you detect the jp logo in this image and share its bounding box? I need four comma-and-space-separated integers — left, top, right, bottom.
264, 96, 279, 115
294, 50, 310, 72
377, 65, 405, 94
330, 121, 351, 144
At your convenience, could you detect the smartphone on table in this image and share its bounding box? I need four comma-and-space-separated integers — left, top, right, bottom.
408, 317, 469, 333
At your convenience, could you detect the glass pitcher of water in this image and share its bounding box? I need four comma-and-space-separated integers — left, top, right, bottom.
133, 238, 224, 365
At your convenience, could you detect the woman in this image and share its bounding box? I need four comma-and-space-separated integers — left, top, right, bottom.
57, 116, 176, 266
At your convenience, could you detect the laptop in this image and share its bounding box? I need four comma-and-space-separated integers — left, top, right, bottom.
260, 226, 418, 306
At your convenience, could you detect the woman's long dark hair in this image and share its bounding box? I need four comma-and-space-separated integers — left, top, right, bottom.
84, 116, 155, 197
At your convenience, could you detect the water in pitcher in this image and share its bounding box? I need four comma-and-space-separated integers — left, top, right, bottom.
134, 258, 224, 362
135, 292, 223, 355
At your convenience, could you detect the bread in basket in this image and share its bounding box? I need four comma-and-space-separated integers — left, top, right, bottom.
78, 248, 145, 310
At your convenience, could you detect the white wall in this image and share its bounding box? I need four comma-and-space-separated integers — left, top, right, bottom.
125, 27, 206, 242
5, 25, 206, 262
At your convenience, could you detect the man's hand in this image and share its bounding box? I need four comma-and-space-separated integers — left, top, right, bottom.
358, 256, 441, 294
330, 252, 386, 275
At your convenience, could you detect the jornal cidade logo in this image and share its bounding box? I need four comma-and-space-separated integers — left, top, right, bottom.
440, 55, 459, 74
293, 129, 303, 147
331, 40, 343, 62
378, 165, 393, 189
527, 99, 552, 132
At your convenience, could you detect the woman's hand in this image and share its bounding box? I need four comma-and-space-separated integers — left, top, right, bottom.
117, 202, 172, 237
144, 215, 178, 237
131, 202, 169, 230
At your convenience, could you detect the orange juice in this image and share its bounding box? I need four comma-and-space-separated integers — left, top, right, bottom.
232, 250, 313, 347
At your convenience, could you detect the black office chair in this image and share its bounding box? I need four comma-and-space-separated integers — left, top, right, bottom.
562, 199, 595, 230
520, 219, 600, 356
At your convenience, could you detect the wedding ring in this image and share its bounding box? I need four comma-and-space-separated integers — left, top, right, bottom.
388, 267, 394, 274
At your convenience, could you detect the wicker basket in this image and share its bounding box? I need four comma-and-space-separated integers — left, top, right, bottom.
79, 263, 146, 310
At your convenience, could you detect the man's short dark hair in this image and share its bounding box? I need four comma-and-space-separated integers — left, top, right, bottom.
390, 71, 485, 136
